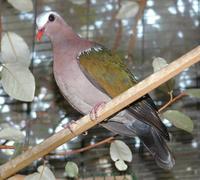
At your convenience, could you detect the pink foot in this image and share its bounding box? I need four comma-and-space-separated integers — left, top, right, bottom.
62, 120, 77, 133
89, 102, 106, 120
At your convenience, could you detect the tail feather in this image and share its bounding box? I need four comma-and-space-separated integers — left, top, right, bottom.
134, 122, 175, 169
101, 111, 175, 169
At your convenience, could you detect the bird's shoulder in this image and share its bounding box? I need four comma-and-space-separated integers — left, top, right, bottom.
77, 44, 137, 97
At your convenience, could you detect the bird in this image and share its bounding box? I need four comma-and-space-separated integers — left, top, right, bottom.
36, 11, 175, 169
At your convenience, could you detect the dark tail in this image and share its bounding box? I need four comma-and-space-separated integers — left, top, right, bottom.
102, 119, 175, 169
135, 122, 175, 169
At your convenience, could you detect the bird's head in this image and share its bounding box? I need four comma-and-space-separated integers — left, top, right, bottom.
36, 11, 66, 41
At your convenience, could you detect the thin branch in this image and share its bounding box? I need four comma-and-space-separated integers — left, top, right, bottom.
158, 92, 188, 113
0, 145, 15, 150
112, 20, 123, 52
127, 0, 147, 58
54, 136, 115, 156
112, 0, 122, 52
0, 46, 199, 179
0, 136, 114, 155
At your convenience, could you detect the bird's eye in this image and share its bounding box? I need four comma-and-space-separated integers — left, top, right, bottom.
48, 14, 55, 22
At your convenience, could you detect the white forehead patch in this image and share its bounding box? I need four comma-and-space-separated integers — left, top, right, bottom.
36, 11, 60, 29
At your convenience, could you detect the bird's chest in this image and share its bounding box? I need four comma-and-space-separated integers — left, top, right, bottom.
53, 58, 110, 114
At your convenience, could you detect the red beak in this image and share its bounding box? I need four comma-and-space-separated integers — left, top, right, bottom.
36, 28, 45, 41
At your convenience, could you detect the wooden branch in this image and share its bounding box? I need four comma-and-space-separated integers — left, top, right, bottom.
0, 46, 199, 179
50, 90, 186, 157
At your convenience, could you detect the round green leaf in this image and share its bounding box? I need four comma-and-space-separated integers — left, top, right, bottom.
152, 57, 175, 93
65, 161, 79, 178
1, 32, 31, 67
0, 124, 25, 142
7, 0, 33, 12
152, 57, 168, 72
115, 159, 128, 171
163, 110, 194, 133
185, 89, 200, 98
37, 166, 56, 180
1, 63, 35, 102
25, 166, 56, 180
158, 79, 175, 93
110, 140, 132, 162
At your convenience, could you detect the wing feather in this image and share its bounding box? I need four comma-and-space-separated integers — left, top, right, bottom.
78, 45, 169, 140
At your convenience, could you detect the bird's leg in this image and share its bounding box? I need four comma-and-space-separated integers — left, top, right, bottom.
89, 101, 106, 120
62, 120, 77, 133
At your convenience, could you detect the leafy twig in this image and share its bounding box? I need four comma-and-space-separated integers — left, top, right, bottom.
158, 92, 187, 113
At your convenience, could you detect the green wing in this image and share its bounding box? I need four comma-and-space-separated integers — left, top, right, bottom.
78, 47, 137, 97
78, 46, 169, 140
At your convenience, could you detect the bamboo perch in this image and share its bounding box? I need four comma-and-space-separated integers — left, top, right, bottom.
0, 46, 200, 179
